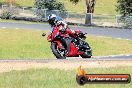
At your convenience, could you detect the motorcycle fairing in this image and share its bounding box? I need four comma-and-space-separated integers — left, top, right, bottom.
53, 41, 63, 49
62, 37, 84, 57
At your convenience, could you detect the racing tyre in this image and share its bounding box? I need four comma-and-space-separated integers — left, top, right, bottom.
80, 42, 92, 58
51, 42, 66, 59
80, 50, 92, 58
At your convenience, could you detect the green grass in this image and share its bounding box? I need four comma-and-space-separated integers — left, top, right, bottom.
0, 0, 117, 15
0, 0, 4, 4
88, 35, 132, 56
0, 29, 132, 59
0, 0, 35, 7
15, 0, 35, 7
0, 29, 54, 59
59, 0, 117, 15
94, 0, 117, 15
0, 67, 132, 88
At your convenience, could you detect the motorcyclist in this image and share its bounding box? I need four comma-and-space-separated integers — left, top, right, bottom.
47, 14, 77, 38
47, 14, 88, 50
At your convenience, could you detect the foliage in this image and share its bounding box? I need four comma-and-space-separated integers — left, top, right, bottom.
34, 0, 65, 11
1, 11, 13, 19
116, 0, 132, 27
119, 15, 132, 27
70, 0, 80, 4
1, 6, 19, 19
116, 0, 132, 16
0, 1, 5, 5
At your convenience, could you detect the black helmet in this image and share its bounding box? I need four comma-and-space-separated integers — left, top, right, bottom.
48, 14, 57, 26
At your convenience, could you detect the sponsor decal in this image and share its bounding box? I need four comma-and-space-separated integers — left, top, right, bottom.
76, 66, 131, 85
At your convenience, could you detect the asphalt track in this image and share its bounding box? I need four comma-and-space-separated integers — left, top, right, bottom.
0, 22, 132, 40
0, 54, 132, 62
0, 22, 132, 60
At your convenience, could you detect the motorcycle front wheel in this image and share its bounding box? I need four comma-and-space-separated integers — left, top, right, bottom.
80, 49, 92, 58
51, 42, 66, 59
80, 42, 92, 58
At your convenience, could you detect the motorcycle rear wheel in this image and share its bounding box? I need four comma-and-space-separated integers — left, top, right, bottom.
51, 42, 66, 59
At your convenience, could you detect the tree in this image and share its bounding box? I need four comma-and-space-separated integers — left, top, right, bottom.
70, 0, 96, 13
116, 0, 132, 27
116, 0, 132, 16
70, 0, 96, 25
1, 0, 16, 19
34, 0, 65, 19
35, 0, 65, 11
6, 0, 15, 7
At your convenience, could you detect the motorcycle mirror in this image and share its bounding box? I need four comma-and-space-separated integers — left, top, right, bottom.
42, 33, 46, 37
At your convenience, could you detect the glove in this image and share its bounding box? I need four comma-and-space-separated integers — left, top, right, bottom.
42, 33, 46, 37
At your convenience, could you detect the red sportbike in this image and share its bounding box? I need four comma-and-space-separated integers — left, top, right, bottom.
46, 25, 92, 59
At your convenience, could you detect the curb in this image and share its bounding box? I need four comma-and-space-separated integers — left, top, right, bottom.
93, 54, 132, 59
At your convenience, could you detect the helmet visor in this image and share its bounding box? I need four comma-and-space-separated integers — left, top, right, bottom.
48, 17, 56, 25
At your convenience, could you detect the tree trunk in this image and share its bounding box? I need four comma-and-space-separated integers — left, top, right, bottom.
7, 0, 15, 8
85, 0, 96, 25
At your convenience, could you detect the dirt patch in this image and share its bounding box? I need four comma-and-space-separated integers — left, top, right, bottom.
0, 60, 132, 73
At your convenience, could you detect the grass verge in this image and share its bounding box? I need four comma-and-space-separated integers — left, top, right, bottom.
0, 19, 48, 25
0, 67, 131, 88
0, 28, 132, 59
0, 0, 117, 15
